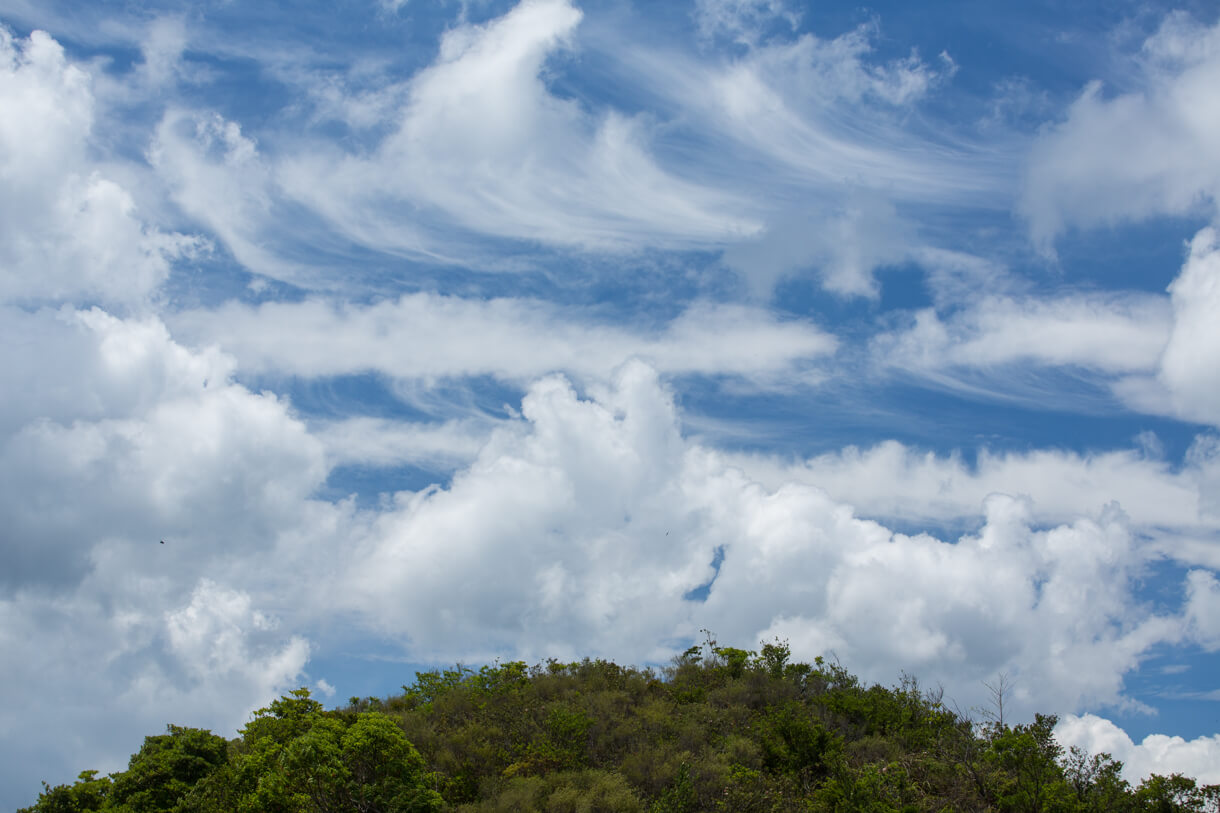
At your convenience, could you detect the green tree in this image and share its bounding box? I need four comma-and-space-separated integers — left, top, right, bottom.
1062, 747, 1132, 812
984, 714, 1076, 812
18, 770, 112, 813
106, 726, 229, 813
1134, 773, 1220, 812
184, 688, 442, 812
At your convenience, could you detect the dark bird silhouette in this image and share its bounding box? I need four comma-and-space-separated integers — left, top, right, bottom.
160, 539, 165, 544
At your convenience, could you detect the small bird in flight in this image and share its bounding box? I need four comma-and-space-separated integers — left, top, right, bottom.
160, 539, 165, 544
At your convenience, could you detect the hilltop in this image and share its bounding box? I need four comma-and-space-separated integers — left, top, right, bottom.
22, 639, 1220, 811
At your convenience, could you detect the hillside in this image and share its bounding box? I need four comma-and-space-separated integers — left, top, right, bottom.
21, 639, 1220, 811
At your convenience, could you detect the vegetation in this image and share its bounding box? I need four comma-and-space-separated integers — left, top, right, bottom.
21, 636, 1220, 811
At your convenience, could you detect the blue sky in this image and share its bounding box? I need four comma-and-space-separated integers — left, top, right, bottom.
2, 0, 1220, 806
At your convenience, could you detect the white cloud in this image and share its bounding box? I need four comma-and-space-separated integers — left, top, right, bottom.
722, 438, 1218, 546
325, 362, 1188, 723
171, 294, 836, 386
873, 224, 1220, 430
1184, 568, 1220, 649
682, 24, 969, 197
1056, 713, 1220, 785
722, 191, 914, 297
5, 6, 1220, 806
137, 16, 188, 89
1157, 227, 1220, 425
0, 27, 196, 306
339, 363, 704, 663
273, 0, 758, 258
262, 0, 976, 293
707, 492, 1180, 717
132, 1, 988, 296
874, 291, 1171, 377
0, 305, 326, 591
611, 11, 993, 296
693, 0, 800, 47
164, 579, 310, 695
1022, 13, 1220, 248
0, 302, 333, 803
0, 329, 1210, 801
0, 577, 309, 806
314, 416, 496, 472
149, 109, 309, 283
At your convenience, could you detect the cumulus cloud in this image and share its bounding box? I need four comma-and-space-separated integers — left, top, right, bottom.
4, 4, 1220, 807
0, 578, 309, 806
708, 493, 1181, 717
1022, 13, 1220, 248
1184, 568, 1220, 649
1056, 713, 1220, 785
1156, 227, 1220, 425
0, 27, 197, 306
0, 300, 334, 804
0, 323, 1209, 800
0, 305, 326, 592
171, 294, 836, 386
340, 363, 703, 663
322, 362, 1190, 723
164, 579, 311, 696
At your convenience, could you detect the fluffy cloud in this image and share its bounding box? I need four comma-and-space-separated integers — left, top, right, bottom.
0, 301, 332, 804
1056, 714, 1220, 785
340, 363, 704, 663
1, 330, 1211, 801
1022, 13, 1220, 248
164, 580, 311, 699
0, 303, 329, 595
0, 27, 196, 306
327, 362, 1191, 723
706, 493, 1180, 717
0, 578, 309, 807
1156, 227, 1220, 425
5, 5, 1220, 807
1184, 568, 1220, 649
171, 294, 836, 386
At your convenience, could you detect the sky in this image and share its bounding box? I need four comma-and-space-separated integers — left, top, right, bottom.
1, 0, 1220, 805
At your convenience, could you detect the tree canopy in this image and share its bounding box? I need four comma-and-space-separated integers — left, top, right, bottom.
20, 639, 1220, 812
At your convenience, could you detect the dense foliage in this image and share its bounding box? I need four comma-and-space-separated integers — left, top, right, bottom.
22, 638, 1220, 812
